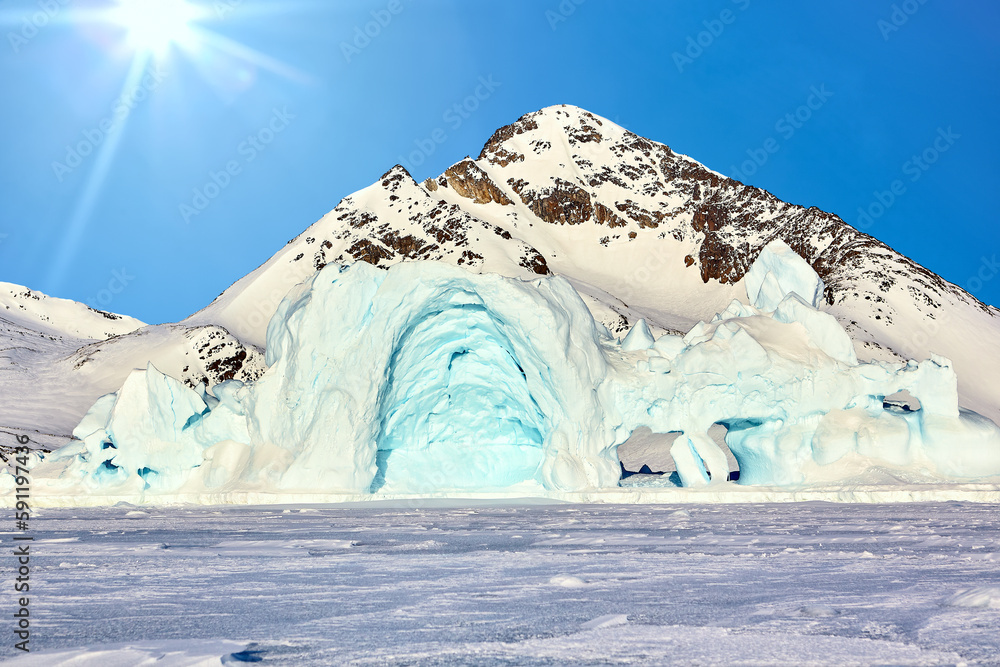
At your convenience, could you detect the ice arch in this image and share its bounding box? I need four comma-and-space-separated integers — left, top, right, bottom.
242, 261, 622, 493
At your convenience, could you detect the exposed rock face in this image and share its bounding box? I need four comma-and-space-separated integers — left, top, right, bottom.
595, 203, 627, 228
520, 248, 549, 276
478, 115, 538, 165
286, 165, 548, 282
509, 177, 593, 226
442, 159, 512, 206
187, 326, 265, 388
477, 107, 986, 328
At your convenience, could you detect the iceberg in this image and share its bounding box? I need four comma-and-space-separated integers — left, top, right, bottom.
744, 239, 825, 311
621, 319, 655, 352
33, 243, 1000, 498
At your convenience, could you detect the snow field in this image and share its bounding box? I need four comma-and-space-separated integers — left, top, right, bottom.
3, 501, 998, 665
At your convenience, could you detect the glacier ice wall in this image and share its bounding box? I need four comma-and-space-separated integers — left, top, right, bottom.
39, 242, 1000, 496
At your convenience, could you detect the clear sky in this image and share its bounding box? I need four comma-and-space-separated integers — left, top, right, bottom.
1, 0, 998, 324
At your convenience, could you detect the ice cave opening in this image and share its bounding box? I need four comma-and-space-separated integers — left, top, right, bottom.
371, 301, 547, 493
617, 425, 740, 485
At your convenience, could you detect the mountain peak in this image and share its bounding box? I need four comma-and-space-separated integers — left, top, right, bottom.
0, 280, 144, 341
175, 105, 1000, 426
380, 163, 416, 183
478, 104, 629, 166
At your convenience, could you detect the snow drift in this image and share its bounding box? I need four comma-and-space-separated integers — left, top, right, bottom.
20, 242, 1000, 498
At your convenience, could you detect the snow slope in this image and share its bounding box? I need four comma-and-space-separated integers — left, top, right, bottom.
0, 283, 265, 443
0, 282, 144, 341
185, 105, 1000, 425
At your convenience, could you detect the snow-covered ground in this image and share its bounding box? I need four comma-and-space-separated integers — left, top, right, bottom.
5, 501, 1000, 666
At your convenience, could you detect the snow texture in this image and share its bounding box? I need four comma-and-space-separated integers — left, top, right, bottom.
4, 502, 999, 665
18, 243, 1000, 500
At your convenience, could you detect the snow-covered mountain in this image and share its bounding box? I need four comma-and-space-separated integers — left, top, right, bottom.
186, 104, 1000, 424
0, 283, 264, 444
3, 104, 998, 447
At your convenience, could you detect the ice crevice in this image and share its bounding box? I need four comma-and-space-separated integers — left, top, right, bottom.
19, 240, 1000, 498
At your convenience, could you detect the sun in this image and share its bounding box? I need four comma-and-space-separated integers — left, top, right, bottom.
108, 0, 203, 56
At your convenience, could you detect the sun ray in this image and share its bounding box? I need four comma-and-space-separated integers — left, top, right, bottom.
44, 52, 152, 294
185, 25, 315, 85
38, 0, 313, 293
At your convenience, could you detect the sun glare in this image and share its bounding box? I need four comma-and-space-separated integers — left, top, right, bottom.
109, 0, 202, 55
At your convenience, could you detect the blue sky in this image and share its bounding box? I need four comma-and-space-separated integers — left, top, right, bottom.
1, 0, 998, 323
